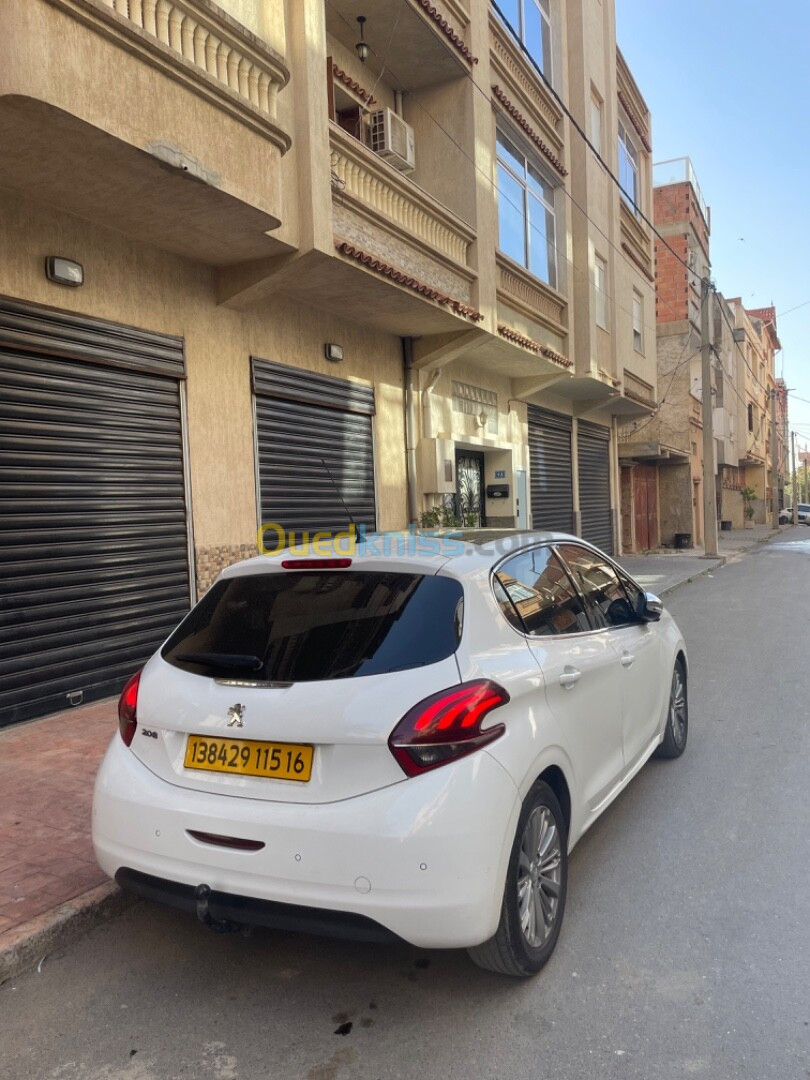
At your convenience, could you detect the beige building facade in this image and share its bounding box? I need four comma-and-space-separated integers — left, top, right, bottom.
0, 0, 656, 724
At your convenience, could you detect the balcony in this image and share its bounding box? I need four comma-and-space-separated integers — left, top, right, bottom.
316, 122, 479, 335
325, 0, 475, 91
0, 0, 292, 264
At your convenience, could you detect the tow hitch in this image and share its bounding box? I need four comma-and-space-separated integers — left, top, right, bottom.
194, 883, 239, 934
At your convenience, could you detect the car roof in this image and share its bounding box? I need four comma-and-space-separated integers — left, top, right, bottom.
219, 530, 593, 584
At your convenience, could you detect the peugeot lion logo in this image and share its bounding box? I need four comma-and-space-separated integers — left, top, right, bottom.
226, 703, 246, 728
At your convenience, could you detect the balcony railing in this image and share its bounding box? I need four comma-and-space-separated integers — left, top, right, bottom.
98, 0, 288, 125
329, 123, 474, 267
654, 157, 708, 226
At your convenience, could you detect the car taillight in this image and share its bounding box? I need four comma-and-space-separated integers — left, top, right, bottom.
118, 671, 141, 747
389, 680, 510, 776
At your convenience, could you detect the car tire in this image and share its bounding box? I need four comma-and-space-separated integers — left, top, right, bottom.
467, 780, 568, 977
655, 658, 688, 759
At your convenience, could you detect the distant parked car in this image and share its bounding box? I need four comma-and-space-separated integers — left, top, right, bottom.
779, 504, 810, 524
93, 532, 688, 978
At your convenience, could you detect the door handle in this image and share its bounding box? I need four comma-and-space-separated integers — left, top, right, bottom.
621, 652, 636, 669
559, 667, 581, 689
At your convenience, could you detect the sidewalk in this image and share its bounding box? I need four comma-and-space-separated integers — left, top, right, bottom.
618, 523, 783, 596
0, 523, 788, 981
0, 701, 130, 980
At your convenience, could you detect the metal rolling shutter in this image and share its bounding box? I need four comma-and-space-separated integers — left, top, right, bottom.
252, 358, 376, 541
0, 299, 190, 727
577, 420, 613, 554
527, 406, 573, 534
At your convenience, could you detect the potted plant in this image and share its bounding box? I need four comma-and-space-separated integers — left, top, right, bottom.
741, 486, 756, 528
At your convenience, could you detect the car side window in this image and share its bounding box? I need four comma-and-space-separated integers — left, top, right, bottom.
494, 547, 592, 636
554, 544, 636, 630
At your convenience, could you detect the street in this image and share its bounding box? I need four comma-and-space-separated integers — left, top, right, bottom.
1, 534, 808, 1080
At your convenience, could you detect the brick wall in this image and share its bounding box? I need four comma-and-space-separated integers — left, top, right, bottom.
653, 181, 710, 325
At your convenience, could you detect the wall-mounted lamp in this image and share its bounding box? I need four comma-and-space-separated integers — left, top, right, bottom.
355, 16, 369, 63
324, 343, 344, 363
45, 256, 84, 288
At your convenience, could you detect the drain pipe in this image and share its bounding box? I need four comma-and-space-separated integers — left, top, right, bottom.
402, 336, 419, 525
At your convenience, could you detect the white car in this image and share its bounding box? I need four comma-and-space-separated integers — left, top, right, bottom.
779, 504, 810, 524
93, 532, 688, 977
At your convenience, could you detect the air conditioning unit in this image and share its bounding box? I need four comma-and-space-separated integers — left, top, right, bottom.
370, 108, 415, 173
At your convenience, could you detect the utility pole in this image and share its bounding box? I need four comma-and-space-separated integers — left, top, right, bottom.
792, 430, 798, 525
770, 388, 780, 527
701, 278, 719, 556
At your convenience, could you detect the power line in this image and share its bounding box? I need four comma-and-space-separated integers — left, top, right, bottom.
776, 298, 810, 320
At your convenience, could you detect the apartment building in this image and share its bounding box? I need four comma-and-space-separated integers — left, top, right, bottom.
619, 157, 784, 546
726, 301, 784, 521
618, 158, 710, 548
0, 0, 656, 725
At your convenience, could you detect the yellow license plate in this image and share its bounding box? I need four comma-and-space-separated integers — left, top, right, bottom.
184, 735, 313, 782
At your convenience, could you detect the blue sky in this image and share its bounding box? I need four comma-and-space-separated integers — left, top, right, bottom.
615, 0, 810, 464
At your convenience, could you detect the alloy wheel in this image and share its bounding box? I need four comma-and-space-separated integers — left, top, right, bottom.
670, 665, 687, 747
517, 806, 562, 948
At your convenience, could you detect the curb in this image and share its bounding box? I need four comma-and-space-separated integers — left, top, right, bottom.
656, 555, 726, 597
651, 527, 782, 598
0, 882, 137, 983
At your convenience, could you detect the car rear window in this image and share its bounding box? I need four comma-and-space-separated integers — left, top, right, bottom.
161, 571, 464, 681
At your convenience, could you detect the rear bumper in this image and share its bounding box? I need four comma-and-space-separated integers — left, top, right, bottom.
115, 868, 401, 943
93, 736, 520, 949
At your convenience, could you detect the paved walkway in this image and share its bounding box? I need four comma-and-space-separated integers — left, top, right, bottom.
618, 523, 784, 595
0, 522, 792, 978
0, 702, 112, 940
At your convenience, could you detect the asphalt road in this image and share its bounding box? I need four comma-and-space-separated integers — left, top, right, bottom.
2, 531, 809, 1080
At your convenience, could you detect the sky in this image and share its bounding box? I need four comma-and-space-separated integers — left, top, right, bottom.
615, 0, 810, 467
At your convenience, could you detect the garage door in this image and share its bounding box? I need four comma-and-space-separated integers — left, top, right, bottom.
253, 358, 376, 542
527, 405, 573, 533
577, 419, 613, 554
0, 299, 191, 727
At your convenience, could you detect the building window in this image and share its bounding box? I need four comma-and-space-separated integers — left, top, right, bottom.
618, 122, 640, 213
748, 402, 754, 432
496, 0, 552, 82
590, 93, 602, 156
496, 130, 558, 288
632, 290, 644, 352
595, 255, 608, 330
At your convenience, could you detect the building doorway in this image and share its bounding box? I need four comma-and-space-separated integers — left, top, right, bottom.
633, 465, 658, 550
454, 450, 485, 526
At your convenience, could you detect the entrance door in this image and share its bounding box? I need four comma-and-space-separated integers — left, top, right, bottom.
633, 465, 658, 550
516, 469, 528, 529
455, 451, 485, 526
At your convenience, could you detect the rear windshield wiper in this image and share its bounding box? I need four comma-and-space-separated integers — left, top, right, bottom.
175, 652, 263, 672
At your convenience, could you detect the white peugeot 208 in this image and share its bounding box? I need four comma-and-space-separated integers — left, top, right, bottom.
93, 531, 688, 977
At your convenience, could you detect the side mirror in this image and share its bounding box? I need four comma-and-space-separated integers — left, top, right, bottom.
636, 591, 663, 623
